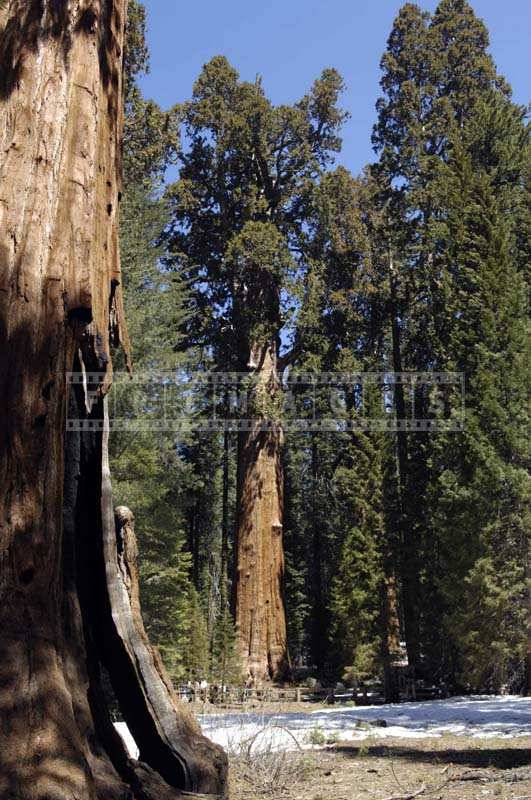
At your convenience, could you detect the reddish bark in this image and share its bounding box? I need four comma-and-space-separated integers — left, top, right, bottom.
233, 342, 289, 683
0, 3, 226, 797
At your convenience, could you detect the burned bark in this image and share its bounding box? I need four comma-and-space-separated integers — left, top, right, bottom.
110, 502, 227, 795
0, 2, 226, 797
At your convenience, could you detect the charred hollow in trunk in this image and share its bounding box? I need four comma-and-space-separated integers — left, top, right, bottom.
62, 389, 227, 798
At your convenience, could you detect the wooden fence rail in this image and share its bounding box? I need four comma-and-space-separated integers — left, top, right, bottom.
177, 681, 447, 706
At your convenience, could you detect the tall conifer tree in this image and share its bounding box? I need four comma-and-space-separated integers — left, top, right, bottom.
166, 57, 347, 681
371, 0, 519, 676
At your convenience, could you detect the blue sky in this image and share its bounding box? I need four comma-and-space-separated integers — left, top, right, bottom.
140, 0, 530, 176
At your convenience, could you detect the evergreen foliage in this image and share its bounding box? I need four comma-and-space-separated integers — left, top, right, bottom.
426, 93, 530, 690
111, 0, 529, 694
371, 0, 529, 688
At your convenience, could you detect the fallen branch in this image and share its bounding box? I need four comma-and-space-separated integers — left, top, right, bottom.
381, 785, 428, 800
381, 765, 531, 800
457, 767, 531, 784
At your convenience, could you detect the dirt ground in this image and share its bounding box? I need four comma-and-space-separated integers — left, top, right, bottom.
230, 735, 531, 800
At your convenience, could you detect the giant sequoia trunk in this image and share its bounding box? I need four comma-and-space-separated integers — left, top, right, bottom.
233, 341, 289, 683
0, 3, 226, 798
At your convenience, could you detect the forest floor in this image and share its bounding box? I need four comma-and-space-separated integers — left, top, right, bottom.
229, 735, 531, 799
114, 696, 531, 799
209, 696, 531, 799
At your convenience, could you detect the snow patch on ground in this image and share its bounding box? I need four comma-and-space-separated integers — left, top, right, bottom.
199, 695, 531, 754
114, 721, 140, 759
114, 695, 531, 759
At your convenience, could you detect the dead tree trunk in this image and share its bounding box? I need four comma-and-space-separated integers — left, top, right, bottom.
111, 503, 227, 793
0, 3, 226, 798
233, 341, 289, 683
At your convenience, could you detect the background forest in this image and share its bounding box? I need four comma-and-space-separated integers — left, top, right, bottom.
111, 0, 529, 694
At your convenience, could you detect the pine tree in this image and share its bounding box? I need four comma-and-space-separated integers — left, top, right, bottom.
371, 0, 520, 677
111, 0, 197, 684
283, 435, 313, 666
279, 166, 399, 689
328, 429, 384, 684
427, 94, 529, 690
211, 605, 245, 688
186, 587, 211, 683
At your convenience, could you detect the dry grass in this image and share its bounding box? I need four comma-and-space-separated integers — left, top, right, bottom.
233, 746, 318, 797
229, 734, 531, 800
214, 715, 319, 797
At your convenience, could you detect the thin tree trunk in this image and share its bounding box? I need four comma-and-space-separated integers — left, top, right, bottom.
309, 434, 326, 673
220, 424, 230, 610
389, 255, 421, 670
0, 3, 226, 797
189, 500, 199, 590
233, 342, 289, 683
381, 546, 402, 703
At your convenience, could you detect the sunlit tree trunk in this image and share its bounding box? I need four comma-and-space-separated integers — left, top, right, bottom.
233, 341, 289, 683
0, 2, 226, 797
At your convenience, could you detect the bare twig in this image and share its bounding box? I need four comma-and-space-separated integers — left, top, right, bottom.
390, 760, 406, 791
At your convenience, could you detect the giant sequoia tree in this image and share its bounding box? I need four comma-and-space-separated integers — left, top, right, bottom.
0, 2, 226, 797
167, 56, 346, 682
